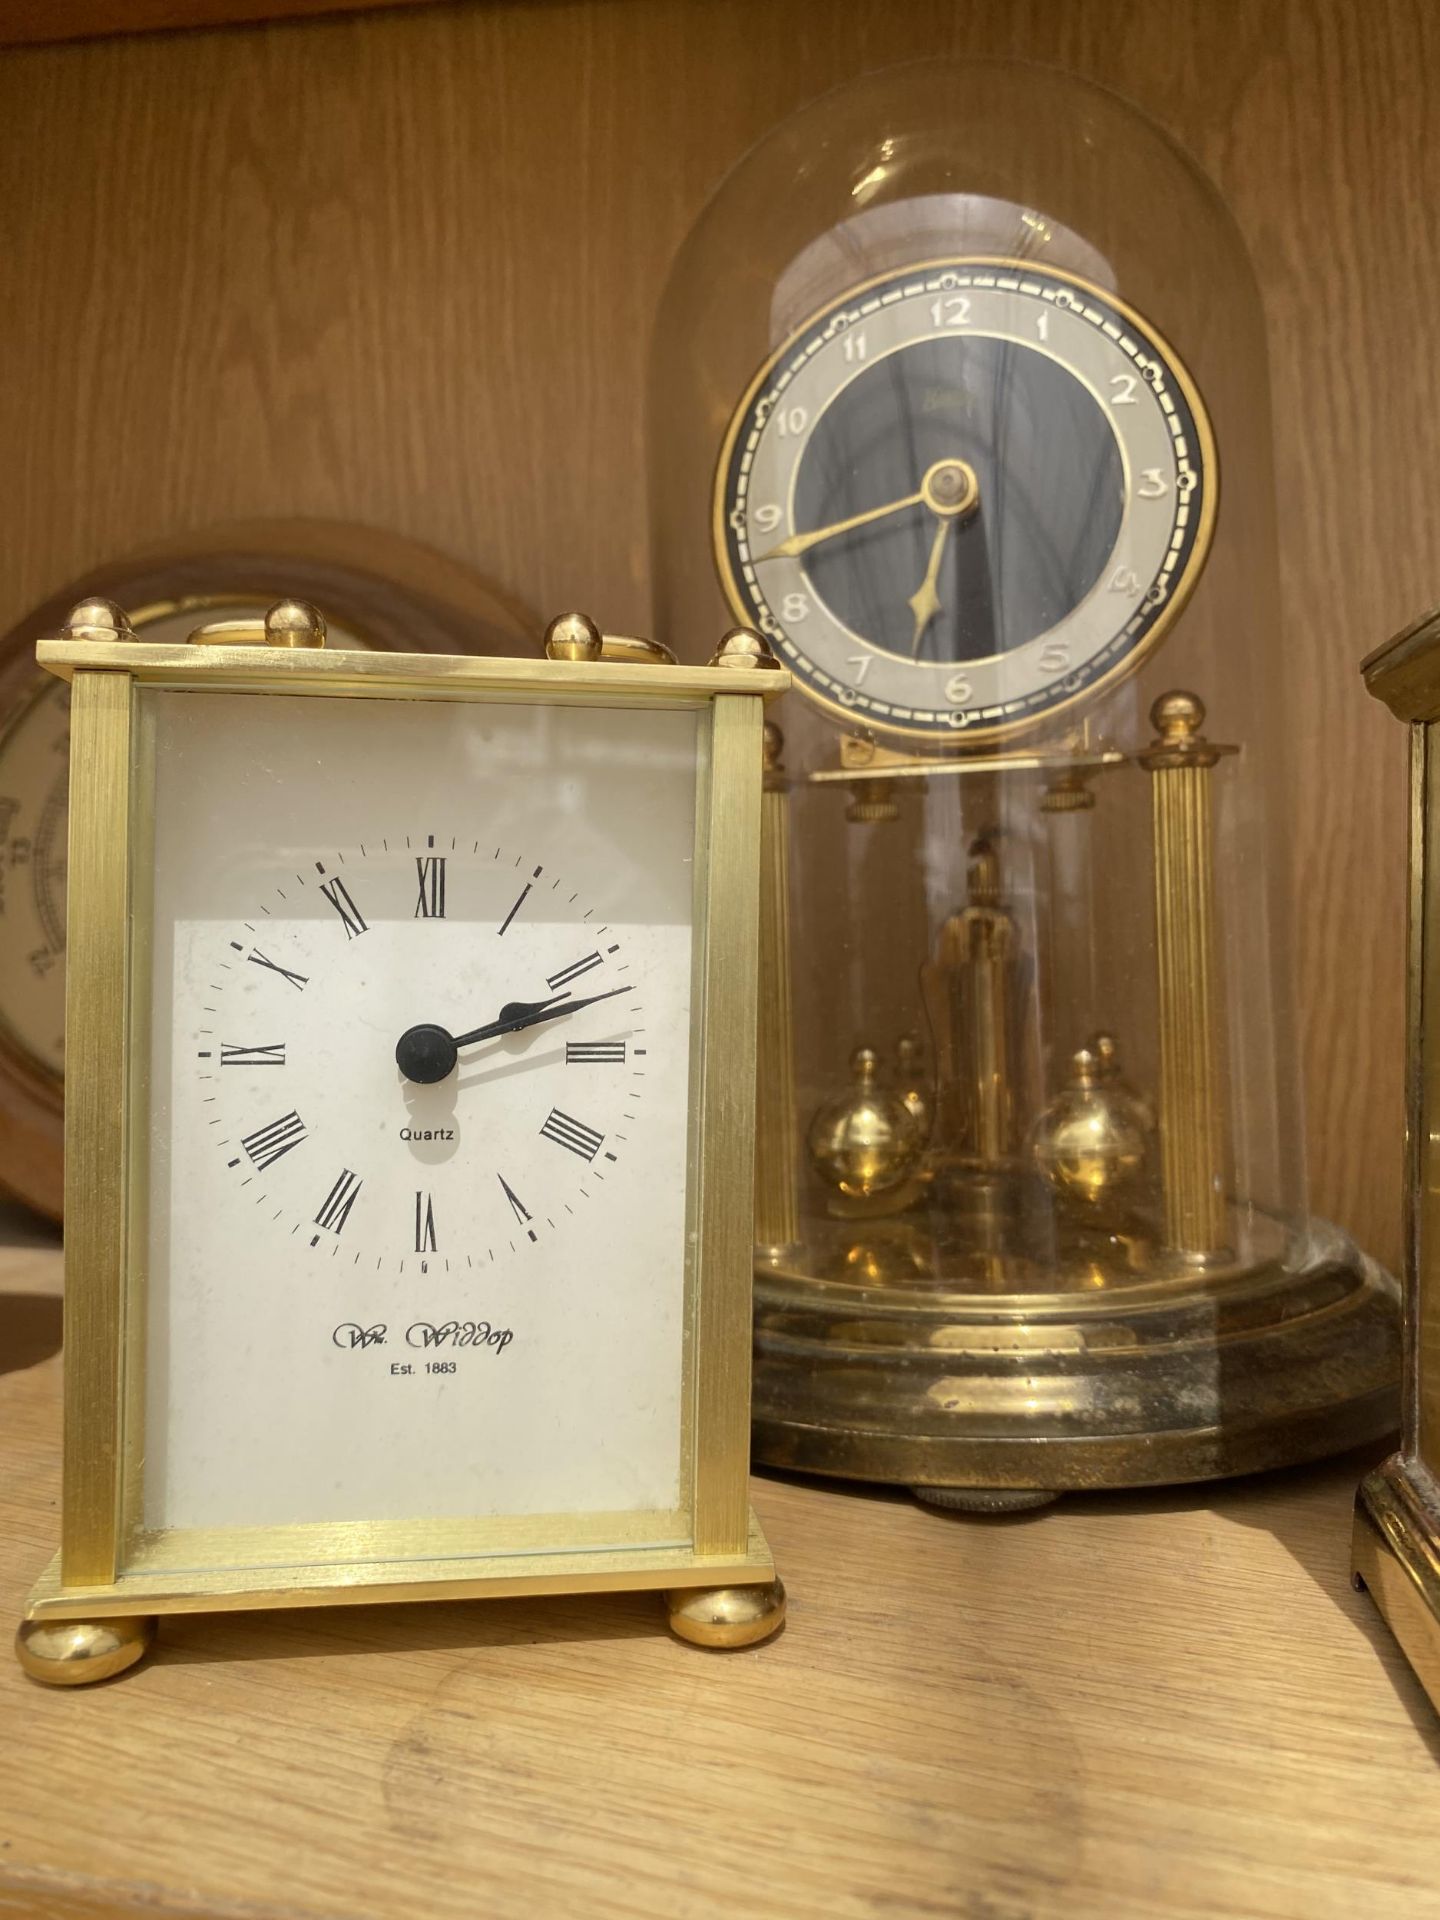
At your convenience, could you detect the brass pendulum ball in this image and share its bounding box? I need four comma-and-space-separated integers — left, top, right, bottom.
806, 1046, 922, 1199
1030, 1037, 1151, 1217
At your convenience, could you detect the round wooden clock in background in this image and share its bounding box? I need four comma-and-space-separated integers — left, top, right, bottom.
0, 519, 534, 1220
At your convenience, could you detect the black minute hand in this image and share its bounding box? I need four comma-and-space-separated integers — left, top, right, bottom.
395, 987, 630, 1086
452, 986, 628, 1050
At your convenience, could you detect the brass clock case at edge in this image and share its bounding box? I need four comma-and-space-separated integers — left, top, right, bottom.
711, 256, 1220, 748
1351, 603, 1440, 1715
0, 520, 537, 1221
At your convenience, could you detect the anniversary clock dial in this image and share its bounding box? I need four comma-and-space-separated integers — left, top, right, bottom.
715, 258, 1216, 741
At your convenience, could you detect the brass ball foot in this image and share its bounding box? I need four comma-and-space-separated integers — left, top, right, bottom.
911, 1485, 1060, 1514
664, 1579, 786, 1648
15, 1615, 154, 1686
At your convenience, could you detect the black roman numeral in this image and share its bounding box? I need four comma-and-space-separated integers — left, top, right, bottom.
546, 952, 602, 992
539, 1107, 604, 1162
242, 1110, 307, 1170
565, 1040, 627, 1065
415, 856, 447, 919
247, 949, 308, 992
315, 1169, 362, 1233
320, 875, 368, 940
220, 1042, 286, 1067
414, 1190, 438, 1252
498, 885, 530, 936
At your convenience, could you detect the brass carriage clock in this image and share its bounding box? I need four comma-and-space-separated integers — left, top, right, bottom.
16, 601, 786, 1683
649, 59, 1399, 1505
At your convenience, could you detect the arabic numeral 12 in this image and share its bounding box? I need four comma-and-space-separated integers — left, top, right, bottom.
930, 295, 972, 327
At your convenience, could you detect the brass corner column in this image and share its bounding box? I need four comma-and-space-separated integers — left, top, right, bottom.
1138, 692, 1235, 1257
754, 721, 800, 1257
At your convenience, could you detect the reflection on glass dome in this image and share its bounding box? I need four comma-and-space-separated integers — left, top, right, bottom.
650, 58, 1399, 1503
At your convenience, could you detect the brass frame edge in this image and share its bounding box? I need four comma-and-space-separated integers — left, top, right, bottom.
36, 640, 790, 707
60, 673, 134, 1587
24, 1509, 776, 1621
690, 696, 764, 1555
1352, 1460, 1440, 1713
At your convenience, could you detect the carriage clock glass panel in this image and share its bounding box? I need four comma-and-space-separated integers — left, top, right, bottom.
144, 690, 696, 1534
716, 260, 1214, 741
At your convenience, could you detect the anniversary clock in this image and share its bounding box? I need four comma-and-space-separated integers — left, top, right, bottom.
0, 520, 535, 1221
649, 59, 1399, 1504
16, 600, 786, 1684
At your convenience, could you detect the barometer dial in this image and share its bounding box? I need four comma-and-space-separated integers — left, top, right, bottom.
0, 674, 70, 1084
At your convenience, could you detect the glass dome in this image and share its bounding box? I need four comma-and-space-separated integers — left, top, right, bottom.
648, 59, 1399, 1502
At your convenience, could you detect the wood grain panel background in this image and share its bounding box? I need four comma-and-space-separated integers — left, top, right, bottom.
0, 0, 1432, 1267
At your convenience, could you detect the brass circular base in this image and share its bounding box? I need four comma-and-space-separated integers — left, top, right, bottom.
16, 1615, 154, 1686
664, 1580, 787, 1648
912, 1486, 1061, 1513
754, 1216, 1400, 1495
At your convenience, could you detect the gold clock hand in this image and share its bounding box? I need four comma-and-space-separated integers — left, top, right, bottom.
756, 489, 926, 561
908, 518, 955, 655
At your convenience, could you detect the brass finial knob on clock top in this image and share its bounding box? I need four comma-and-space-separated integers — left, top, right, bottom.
544, 611, 604, 661
1153, 688, 1205, 739
710, 625, 777, 670
806, 1045, 922, 1199
187, 600, 327, 648
1137, 688, 1232, 772
1030, 1036, 1150, 1215
63, 598, 134, 643
265, 599, 326, 649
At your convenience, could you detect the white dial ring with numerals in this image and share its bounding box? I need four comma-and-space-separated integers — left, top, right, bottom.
715, 258, 1217, 743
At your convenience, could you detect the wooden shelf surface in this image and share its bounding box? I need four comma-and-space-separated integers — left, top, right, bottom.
2, 1232, 1437, 1920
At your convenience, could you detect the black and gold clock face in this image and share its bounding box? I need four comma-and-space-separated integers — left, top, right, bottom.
715, 259, 1217, 742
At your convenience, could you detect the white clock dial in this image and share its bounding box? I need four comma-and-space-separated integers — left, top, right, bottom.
191, 840, 646, 1273
143, 688, 698, 1535
716, 258, 1216, 742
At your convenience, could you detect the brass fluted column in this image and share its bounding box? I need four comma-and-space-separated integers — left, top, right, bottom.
754, 722, 800, 1256
1138, 692, 1235, 1256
